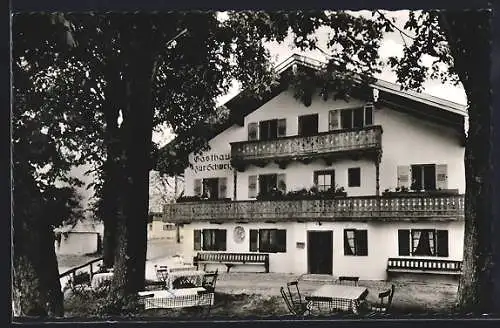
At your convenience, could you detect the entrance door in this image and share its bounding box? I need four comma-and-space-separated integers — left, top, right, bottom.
298, 114, 319, 137
307, 231, 333, 274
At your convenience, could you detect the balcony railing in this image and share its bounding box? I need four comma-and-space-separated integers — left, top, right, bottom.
230, 126, 382, 167
387, 257, 462, 275
164, 194, 464, 223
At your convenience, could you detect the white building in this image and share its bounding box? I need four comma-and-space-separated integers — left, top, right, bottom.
163, 54, 467, 280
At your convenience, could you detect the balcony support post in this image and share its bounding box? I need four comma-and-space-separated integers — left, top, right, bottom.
233, 169, 237, 200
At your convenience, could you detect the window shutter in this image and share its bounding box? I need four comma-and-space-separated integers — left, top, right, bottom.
364, 103, 374, 125
397, 166, 411, 189
248, 122, 258, 141
202, 230, 211, 251
277, 174, 286, 194
436, 230, 449, 257
329, 110, 340, 130
277, 119, 287, 137
194, 179, 202, 197
259, 229, 269, 253
277, 229, 287, 252
249, 229, 259, 252
435, 164, 448, 190
218, 178, 227, 199
357, 230, 368, 256
248, 175, 258, 198
217, 229, 227, 251
194, 230, 201, 251
398, 230, 410, 256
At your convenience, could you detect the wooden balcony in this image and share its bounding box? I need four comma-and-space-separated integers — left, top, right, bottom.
387, 257, 462, 275
163, 194, 464, 223
230, 126, 382, 170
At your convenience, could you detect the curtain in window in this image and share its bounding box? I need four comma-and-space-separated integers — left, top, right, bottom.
413, 231, 432, 256
347, 230, 355, 254
411, 230, 421, 254
428, 231, 435, 256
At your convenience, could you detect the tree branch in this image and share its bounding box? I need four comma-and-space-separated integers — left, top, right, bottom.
375, 10, 415, 48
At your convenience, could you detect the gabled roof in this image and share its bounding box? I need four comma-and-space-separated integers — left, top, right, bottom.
158, 54, 467, 173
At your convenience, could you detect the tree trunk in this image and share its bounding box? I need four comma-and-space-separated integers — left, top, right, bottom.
101, 65, 125, 269
439, 10, 494, 313
13, 206, 64, 317
111, 38, 155, 297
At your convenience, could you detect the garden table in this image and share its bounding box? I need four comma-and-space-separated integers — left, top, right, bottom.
305, 284, 369, 314
138, 287, 214, 310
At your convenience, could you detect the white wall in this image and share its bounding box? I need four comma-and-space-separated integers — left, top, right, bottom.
55, 232, 100, 255
147, 221, 184, 240
181, 220, 464, 280
375, 106, 465, 193
183, 89, 465, 198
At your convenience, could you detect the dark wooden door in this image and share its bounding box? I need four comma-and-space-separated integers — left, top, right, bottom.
307, 231, 333, 274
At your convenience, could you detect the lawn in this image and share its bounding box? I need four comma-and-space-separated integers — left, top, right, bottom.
64, 278, 459, 318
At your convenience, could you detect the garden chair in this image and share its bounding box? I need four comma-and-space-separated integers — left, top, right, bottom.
202, 269, 219, 292
280, 286, 309, 317
286, 281, 305, 308
338, 276, 359, 286
369, 284, 395, 314
196, 289, 214, 316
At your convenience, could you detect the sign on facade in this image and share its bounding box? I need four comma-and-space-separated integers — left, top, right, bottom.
192, 153, 232, 173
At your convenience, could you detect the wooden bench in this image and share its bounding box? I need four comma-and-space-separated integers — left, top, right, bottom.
338, 276, 359, 286
387, 258, 462, 275
194, 252, 269, 273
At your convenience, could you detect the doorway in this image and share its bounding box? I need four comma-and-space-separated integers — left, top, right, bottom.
298, 114, 319, 137
307, 231, 333, 274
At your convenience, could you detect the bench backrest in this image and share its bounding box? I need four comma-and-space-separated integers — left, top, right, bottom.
197, 252, 269, 263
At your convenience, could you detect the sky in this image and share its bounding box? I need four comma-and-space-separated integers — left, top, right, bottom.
151, 10, 468, 147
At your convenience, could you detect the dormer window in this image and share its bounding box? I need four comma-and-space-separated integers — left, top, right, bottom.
247, 119, 286, 141
329, 104, 373, 131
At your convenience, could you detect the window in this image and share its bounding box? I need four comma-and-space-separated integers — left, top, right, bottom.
194, 229, 227, 251
149, 224, 153, 231
398, 229, 449, 257
163, 224, 175, 231
348, 168, 361, 187
250, 229, 286, 253
411, 164, 436, 191
314, 170, 335, 191
330, 105, 373, 130
194, 177, 227, 199
344, 229, 368, 256
298, 114, 319, 137
257, 174, 286, 196
248, 119, 286, 141
397, 164, 448, 190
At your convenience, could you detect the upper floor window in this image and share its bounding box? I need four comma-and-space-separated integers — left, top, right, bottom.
397, 164, 448, 191
344, 229, 368, 256
329, 104, 373, 131
194, 177, 227, 199
314, 170, 335, 191
398, 229, 449, 257
248, 174, 286, 198
248, 119, 286, 141
298, 114, 319, 137
348, 167, 361, 187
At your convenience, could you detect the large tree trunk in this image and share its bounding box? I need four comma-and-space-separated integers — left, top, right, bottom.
101, 66, 125, 268
111, 36, 155, 297
13, 184, 64, 317
439, 10, 494, 313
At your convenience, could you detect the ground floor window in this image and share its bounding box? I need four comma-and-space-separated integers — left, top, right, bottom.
343, 229, 368, 256
249, 229, 286, 253
193, 229, 227, 251
398, 229, 449, 257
